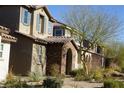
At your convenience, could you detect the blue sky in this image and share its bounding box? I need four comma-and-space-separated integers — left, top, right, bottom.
48, 5, 124, 42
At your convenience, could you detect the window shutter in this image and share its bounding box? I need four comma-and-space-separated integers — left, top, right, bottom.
36, 14, 40, 32
44, 17, 47, 33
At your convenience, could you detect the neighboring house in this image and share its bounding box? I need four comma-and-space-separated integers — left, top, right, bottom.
0, 25, 16, 81
53, 22, 105, 70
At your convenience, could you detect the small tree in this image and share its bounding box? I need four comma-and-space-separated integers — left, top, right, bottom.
63, 6, 123, 75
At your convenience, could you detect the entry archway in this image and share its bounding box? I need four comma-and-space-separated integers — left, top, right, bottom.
66, 48, 72, 75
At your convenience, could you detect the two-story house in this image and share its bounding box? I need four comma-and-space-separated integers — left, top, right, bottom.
0, 5, 79, 77
0, 25, 16, 81
0, 5, 55, 76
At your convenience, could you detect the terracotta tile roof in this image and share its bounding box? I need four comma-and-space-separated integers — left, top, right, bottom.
0, 25, 10, 31
45, 36, 78, 50
0, 25, 10, 34
15, 31, 47, 45
45, 36, 73, 43
1, 33, 17, 42
0, 25, 17, 42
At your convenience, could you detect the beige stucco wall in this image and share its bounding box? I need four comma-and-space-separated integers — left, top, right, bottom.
19, 7, 51, 38
18, 7, 31, 35
65, 29, 71, 37
32, 8, 50, 39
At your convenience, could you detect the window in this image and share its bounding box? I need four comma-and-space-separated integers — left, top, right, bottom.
37, 45, 42, 64
83, 40, 90, 48
36, 14, 45, 34
97, 46, 102, 53
21, 8, 31, 26
24, 10, 28, 24
0, 44, 4, 58
53, 29, 64, 36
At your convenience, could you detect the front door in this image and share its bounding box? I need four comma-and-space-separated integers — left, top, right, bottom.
66, 49, 72, 75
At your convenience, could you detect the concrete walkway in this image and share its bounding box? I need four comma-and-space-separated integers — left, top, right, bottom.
0, 77, 103, 88
62, 78, 103, 88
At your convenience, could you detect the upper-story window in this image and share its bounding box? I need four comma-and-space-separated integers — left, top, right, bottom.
21, 8, 31, 26
97, 46, 102, 53
83, 40, 90, 48
53, 27, 64, 36
36, 14, 47, 34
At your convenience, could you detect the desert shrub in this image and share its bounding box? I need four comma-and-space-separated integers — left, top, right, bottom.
92, 69, 104, 82
4, 78, 29, 88
74, 73, 93, 81
69, 70, 77, 77
28, 72, 42, 82
58, 74, 65, 79
74, 73, 84, 81
70, 69, 84, 77
49, 64, 60, 77
104, 68, 115, 78
72, 69, 93, 81
121, 68, 124, 73
113, 66, 121, 72
104, 78, 124, 88
6, 68, 15, 81
42, 77, 63, 88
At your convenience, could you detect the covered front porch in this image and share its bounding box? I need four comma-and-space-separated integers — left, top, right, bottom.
45, 36, 78, 75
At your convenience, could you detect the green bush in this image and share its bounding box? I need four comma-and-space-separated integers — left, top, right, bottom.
4, 78, 29, 88
104, 78, 124, 88
121, 68, 124, 73
74, 73, 84, 81
29, 72, 42, 82
42, 77, 63, 88
71, 69, 93, 81
49, 64, 60, 77
70, 69, 84, 77
92, 69, 103, 82
104, 68, 115, 78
